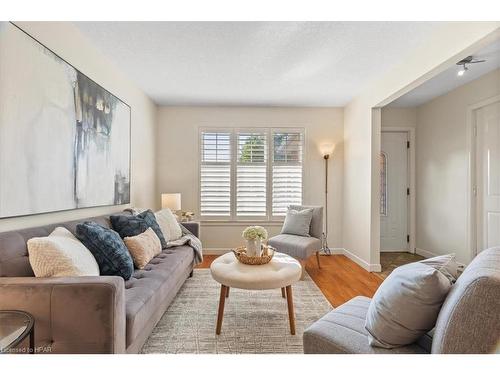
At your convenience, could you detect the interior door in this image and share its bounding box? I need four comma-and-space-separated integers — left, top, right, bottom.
476, 100, 500, 253
381, 131, 409, 251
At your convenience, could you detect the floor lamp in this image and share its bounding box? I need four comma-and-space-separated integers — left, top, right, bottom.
320, 144, 334, 255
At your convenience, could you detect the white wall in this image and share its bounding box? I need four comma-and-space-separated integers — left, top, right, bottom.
0, 22, 157, 232
415, 68, 500, 264
381, 107, 417, 128
343, 22, 500, 271
156, 106, 343, 250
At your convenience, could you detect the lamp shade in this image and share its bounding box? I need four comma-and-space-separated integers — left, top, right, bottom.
320, 143, 335, 157
161, 193, 181, 211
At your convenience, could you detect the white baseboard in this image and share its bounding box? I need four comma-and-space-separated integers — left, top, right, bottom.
416, 248, 439, 258
203, 247, 381, 272
205, 247, 346, 255
204, 248, 232, 255
323, 247, 344, 255
416, 248, 466, 270
341, 248, 382, 272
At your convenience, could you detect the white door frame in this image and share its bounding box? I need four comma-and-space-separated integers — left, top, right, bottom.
381, 127, 416, 254
466, 94, 500, 261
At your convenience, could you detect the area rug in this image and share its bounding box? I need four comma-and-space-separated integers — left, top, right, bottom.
141, 269, 332, 354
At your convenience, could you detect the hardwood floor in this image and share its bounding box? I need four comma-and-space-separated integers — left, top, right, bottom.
196, 253, 383, 307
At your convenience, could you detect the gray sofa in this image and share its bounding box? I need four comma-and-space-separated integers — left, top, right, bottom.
0, 212, 199, 354
303, 247, 500, 354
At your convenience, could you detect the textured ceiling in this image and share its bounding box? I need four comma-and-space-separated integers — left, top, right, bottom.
389, 38, 500, 107
75, 22, 443, 106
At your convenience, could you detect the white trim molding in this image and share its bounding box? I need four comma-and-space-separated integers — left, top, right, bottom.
203, 247, 382, 272
204, 248, 233, 255
204, 247, 345, 256
466, 94, 500, 262
416, 248, 467, 269
416, 247, 439, 259
342, 248, 382, 272
381, 127, 416, 255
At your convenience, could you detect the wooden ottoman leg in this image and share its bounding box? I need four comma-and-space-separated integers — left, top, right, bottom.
285, 285, 296, 335
226, 286, 230, 298
281, 287, 286, 298
316, 251, 321, 269
216, 285, 228, 335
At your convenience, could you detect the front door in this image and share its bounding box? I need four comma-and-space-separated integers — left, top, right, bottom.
381, 131, 409, 251
476, 99, 500, 253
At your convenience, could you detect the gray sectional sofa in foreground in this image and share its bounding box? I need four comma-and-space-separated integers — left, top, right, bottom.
303, 247, 500, 354
0, 212, 199, 354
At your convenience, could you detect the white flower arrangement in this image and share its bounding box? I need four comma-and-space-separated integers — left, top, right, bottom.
242, 226, 268, 241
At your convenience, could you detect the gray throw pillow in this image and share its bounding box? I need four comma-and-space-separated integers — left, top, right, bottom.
365, 254, 457, 348
281, 208, 314, 237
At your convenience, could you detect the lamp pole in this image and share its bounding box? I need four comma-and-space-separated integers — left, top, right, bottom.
322, 153, 332, 255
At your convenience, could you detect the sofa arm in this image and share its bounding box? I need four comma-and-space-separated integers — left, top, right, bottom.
181, 221, 199, 238
0, 276, 126, 354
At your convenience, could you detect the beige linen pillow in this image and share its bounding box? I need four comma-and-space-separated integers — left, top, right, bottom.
123, 227, 162, 269
365, 254, 457, 348
155, 208, 183, 241
27, 227, 99, 277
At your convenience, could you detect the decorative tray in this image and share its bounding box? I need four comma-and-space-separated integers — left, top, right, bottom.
232, 245, 275, 265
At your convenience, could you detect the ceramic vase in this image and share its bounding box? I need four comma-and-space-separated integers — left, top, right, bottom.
246, 239, 261, 257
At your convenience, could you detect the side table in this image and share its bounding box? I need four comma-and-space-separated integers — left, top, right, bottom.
0, 310, 35, 354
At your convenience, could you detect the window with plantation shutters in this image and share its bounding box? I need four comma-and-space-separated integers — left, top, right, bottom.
200, 131, 231, 217
237, 131, 267, 217
272, 131, 303, 216
199, 128, 304, 221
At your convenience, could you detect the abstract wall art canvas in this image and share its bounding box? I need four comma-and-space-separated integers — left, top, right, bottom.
0, 23, 131, 218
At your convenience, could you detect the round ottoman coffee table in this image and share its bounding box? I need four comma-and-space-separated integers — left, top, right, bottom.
210, 251, 302, 335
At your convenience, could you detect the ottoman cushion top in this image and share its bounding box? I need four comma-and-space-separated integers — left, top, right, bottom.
210, 251, 302, 290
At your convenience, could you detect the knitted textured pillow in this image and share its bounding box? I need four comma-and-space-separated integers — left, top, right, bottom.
28, 227, 99, 277
124, 227, 162, 269
76, 221, 134, 280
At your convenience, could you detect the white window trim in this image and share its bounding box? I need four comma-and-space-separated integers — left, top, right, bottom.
198, 126, 305, 222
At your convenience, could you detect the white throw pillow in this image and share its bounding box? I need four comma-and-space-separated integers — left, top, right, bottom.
155, 208, 183, 241
365, 254, 457, 348
27, 227, 99, 277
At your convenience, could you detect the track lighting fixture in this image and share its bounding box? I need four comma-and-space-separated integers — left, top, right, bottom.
456, 56, 486, 77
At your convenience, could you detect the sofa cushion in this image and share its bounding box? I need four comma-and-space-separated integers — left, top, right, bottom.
155, 209, 183, 242
365, 255, 455, 348
303, 296, 427, 354
124, 227, 162, 269
281, 208, 314, 237
432, 247, 500, 353
111, 210, 167, 249
268, 234, 321, 259
0, 213, 118, 277
27, 227, 99, 277
124, 246, 194, 347
289, 205, 323, 239
76, 222, 134, 280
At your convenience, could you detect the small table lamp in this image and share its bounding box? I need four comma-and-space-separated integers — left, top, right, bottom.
161, 193, 181, 212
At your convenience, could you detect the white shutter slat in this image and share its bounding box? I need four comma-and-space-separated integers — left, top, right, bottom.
200, 131, 231, 217
272, 130, 304, 216
237, 132, 267, 217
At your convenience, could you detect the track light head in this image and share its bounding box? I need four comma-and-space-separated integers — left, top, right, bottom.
456, 56, 486, 77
